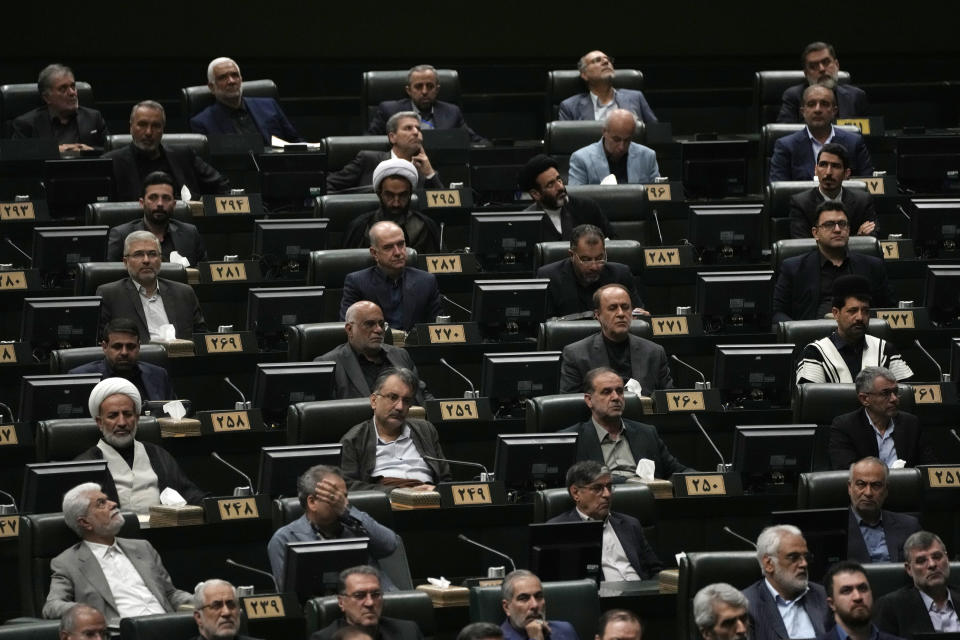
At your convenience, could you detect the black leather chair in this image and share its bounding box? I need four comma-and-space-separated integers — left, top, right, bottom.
797, 468, 922, 512
313, 193, 420, 249
304, 590, 435, 638
361, 69, 461, 128
19, 511, 139, 617
322, 136, 390, 174
470, 578, 599, 640
777, 318, 892, 363
0, 82, 95, 137
534, 484, 658, 545
305, 247, 417, 321
287, 322, 355, 362
74, 262, 187, 297
35, 416, 162, 462
753, 70, 852, 129
104, 133, 210, 158
564, 184, 648, 241
524, 392, 647, 433
537, 318, 652, 351
49, 343, 168, 374
85, 201, 194, 227
118, 612, 196, 640
286, 398, 373, 446
534, 239, 644, 274
765, 180, 870, 223
676, 551, 759, 640
771, 236, 882, 273
181, 78, 279, 122
543, 120, 646, 180
760, 123, 861, 184
862, 561, 960, 597
545, 69, 645, 122
0, 622, 60, 640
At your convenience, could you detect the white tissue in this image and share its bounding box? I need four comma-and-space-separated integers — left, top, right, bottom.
891, 459, 906, 469
158, 324, 177, 341
180, 184, 192, 202
625, 378, 643, 397
159, 487, 187, 506
168, 251, 191, 268
600, 174, 618, 185
636, 458, 656, 481
426, 576, 451, 588
163, 400, 186, 421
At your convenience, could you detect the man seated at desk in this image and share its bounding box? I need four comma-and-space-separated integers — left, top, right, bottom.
547, 461, 663, 580
559, 50, 657, 124
519, 154, 615, 241
777, 41, 868, 124
694, 583, 750, 640
191, 579, 262, 640
567, 109, 659, 186
846, 457, 920, 563
310, 566, 423, 640
500, 570, 579, 640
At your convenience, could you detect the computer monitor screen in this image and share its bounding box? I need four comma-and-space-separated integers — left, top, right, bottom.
911, 200, 960, 259
529, 520, 603, 583
31, 226, 109, 283
257, 152, 327, 201
468, 212, 544, 271
18, 373, 103, 424
43, 158, 114, 213
681, 139, 749, 199
257, 444, 343, 497
731, 425, 815, 493
470, 278, 549, 342
253, 218, 329, 278
480, 351, 562, 418
696, 271, 774, 333
713, 344, 795, 409
282, 537, 368, 604
771, 508, 848, 581
246, 286, 326, 351
925, 266, 960, 327
21, 460, 118, 514
896, 136, 960, 195
688, 206, 764, 263
252, 361, 335, 427
21, 298, 101, 360
0, 139, 57, 198
493, 433, 579, 497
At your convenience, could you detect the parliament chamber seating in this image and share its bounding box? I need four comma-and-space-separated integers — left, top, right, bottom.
286, 398, 373, 446
771, 235, 882, 272
797, 468, 922, 511
85, 201, 194, 228
760, 123, 861, 183
543, 120, 646, 180
313, 193, 420, 249
181, 79, 280, 123
777, 317, 893, 363
564, 184, 648, 242
676, 551, 759, 640
0, 621, 59, 640
753, 70, 852, 129
534, 239, 645, 274
104, 133, 210, 158
321, 135, 389, 173
0, 82, 95, 137
470, 578, 599, 640
537, 318, 652, 351
49, 343, 168, 374
545, 69, 645, 122
361, 69, 461, 127
534, 485, 658, 545
74, 262, 187, 297
118, 612, 197, 640
306, 247, 417, 320
524, 392, 647, 432
305, 590, 435, 638
35, 416, 162, 462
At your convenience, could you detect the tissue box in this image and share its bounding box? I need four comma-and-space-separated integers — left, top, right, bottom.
658, 569, 679, 593
158, 417, 202, 438
626, 477, 674, 499
390, 487, 441, 509
152, 338, 195, 357
149, 504, 204, 527
416, 584, 469, 607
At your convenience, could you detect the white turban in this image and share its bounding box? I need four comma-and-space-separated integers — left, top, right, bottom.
88, 377, 142, 418
372, 158, 418, 192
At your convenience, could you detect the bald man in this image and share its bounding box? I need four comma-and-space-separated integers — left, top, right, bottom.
568, 109, 659, 185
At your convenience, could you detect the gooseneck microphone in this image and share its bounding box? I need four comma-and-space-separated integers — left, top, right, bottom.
422, 454, 491, 481
457, 533, 516, 572
224, 377, 251, 410
691, 414, 728, 472
439, 358, 478, 398
226, 558, 278, 592
722, 526, 757, 549
671, 355, 709, 388
211, 452, 254, 496
914, 339, 949, 381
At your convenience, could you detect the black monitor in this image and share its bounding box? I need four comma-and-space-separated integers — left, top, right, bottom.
950, 337, 960, 381
731, 425, 815, 493
252, 361, 335, 428
480, 351, 562, 418
925, 266, 960, 327
493, 432, 579, 498
0, 139, 58, 198
696, 270, 774, 333
529, 520, 603, 583
713, 344, 795, 409
257, 444, 343, 497
43, 158, 114, 215
21, 297, 101, 360
470, 278, 549, 342
253, 218, 329, 278
468, 212, 544, 271
246, 286, 326, 351
257, 152, 327, 201
688, 206, 764, 263
283, 537, 368, 603
21, 460, 118, 514
680, 139, 749, 199
910, 200, 960, 259
896, 135, 960, 195
31, 226, 109, 284
18, 373, 102, 424
771, 507, 848, 582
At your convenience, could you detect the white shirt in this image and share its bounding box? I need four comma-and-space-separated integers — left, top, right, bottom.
541, 205, 562, 234
590, 90, 617, 121
764, 578, 817, 639
132, 278, 170, 341
576, 508, 641, 582
918, 589, 960, 632
85, 540, 166, 620
805, 125, 837, 179
373, 423, 433, 483
864, 411, 898, 467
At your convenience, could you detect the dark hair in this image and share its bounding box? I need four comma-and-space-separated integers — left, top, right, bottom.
570, 224, 605, 250
831, 274, 871, 310
297, 465, 343, 508
584, 366, 621, 394
596, 610, 641, 638
817, 143, 849, 170
801, 83, 837, 106
814, 199, 848, 225
142, 171, 176, 198
371, 367, 420, 396
565, 460, 608, 488
38, 63, 72, 94
823, 560, 867, 597
102, 318, 141, 340
336, 565, 381, 594
518, 154, 559, 192
801, 41, 837, 67
456, 623, 503, 640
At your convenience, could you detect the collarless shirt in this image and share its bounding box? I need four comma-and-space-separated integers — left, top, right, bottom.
49, 109, 80, 145
605, 150, 629, 184
806, 125, 837, 177
817, 251, 852, 317
763, 578, 817, 639
373, 423, 433, 483
818, 186, 843, 202
84, 540, 166, 619
828, 330, 865, 380
541, 204, 563, 235
575, 507, 640, 582
592, 418, 636, 477
224, 100, 260, 137
590, 89, 618, 121
132, 278, 170, 340
918, 588, 960, 631
854, 509, 891, 561
863, 410, 898, 467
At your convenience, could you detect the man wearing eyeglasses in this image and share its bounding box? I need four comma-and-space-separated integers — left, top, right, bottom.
773, 202, 893, 324
743, 525, 832, 640
567, 109, 659, 186
876, 531, 960, 637
828, 367, 934, 470
339, 368, 451, 493
191, 579, 261, 640
546, 461, 662, 580
97, 230, 207, 342
843, 457, 920, 564
559, 51, 658, 124
777, 42, 869, 124
312, 566, 423, 640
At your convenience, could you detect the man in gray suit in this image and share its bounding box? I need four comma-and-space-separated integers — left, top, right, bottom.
559, 284, 673, 395
742, 525, 832, 640
846, 457, 920, 563
558, 51, 657, 124
43, 482, 192, 624
567, 109, 659, 186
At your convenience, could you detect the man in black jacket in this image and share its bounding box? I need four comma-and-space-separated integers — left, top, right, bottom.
518, 154, 615, 240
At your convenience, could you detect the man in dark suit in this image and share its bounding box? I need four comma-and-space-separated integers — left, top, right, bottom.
772, 201, 894, 324
829, 367, 935, 470
743, 525, 832, 640
319, 301, 431, 403
190, 57, 302, 144
499, 570, 579, 640
42, 482, 193, 624
537, 224, 644, 319
547, 460, 662, 579
876, 531, 960, 637
558, 50, 657, 124
104, 100, 229, 201
191, 579, 264, 640
339, 368, 451, 493
106, 171, 207, 265
820, 561, 901, 640
70, 317, 175, 402
519, 154, 615, 241
846, 457, 921, 563
560, 284, 673, 395
788, 143, 877, 239
777, 42, 869, 124
563, 368, 689, 481
339, 221, 442, 331
97, 230, 207, 341
310, 566, 422, 640
769, 85, 873, 183
327, 112, 444, 193
367, 64, 485, 144
12, 63, 107, 152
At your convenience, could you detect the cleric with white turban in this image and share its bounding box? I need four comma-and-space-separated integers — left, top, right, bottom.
88, 377, 142, 419
371, 158, 418, 193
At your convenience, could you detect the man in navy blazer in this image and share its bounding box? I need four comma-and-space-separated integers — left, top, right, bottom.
777, 42, 868, 124
559, 50, 657, 124
567, 109, 659, 185
339, 221, 441, 331
367, 64, 485, 144
820, 561, 900, 640
772, 201, 893, 324
190, 57, 302, 144
846, 457, 921, 563
547, 461, 662, 580
743, 525, 832, 640
12, 64, 108, 152
499, 570, 579, 640
769, 85, 873, 183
